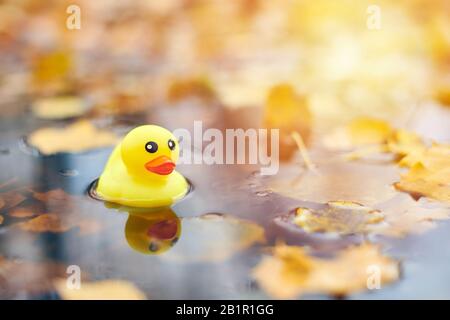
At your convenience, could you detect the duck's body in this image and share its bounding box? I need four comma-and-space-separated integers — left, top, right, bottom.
95, 125, 189, 208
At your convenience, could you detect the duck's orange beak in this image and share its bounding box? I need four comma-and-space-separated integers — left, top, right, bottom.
145, 155, 175, 175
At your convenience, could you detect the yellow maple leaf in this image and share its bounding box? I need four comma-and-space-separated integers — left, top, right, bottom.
253, 243, 399, 299
28, 120, 119, 155
394, 143, 450, 203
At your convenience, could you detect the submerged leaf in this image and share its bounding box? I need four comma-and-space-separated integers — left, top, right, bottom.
293, 201, 384, 235
253, 243, 399, 299
28, 120, 118, 155
54, 279, 146, 300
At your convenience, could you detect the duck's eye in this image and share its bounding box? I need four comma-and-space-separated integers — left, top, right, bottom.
168, 139, 176, 151
145, 141, 158, 153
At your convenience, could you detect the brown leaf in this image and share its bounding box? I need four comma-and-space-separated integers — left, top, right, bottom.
16, 213, 101, 235
0, 191, 26, 210
253, 243, 399, 299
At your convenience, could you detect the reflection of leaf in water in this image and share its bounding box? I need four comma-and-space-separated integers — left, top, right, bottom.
54, 279, 146, 300
28, 120, 118, 155
0, 256, 67, 299
253, 243, 399, 299
16, 213, 101, 235
161, 214, 265, 263
293, 201, 384, 235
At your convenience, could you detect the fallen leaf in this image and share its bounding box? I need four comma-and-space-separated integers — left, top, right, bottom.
0, 215, 3, 225
31, 96, 87, 120
264, 84, 312, 160
395, 144, 450, 203
27, 120, 119, 155
8, 206, 39, 218
54, 279, 146, 300
293, 201, 384, 235
0, 191, 26, 210
253, 243, 399, 299
33, 188, 74, 203
16, 213, 100, 235
161, 213, 265, 263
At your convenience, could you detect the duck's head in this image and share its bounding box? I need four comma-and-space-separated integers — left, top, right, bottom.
120, 125, 179, 178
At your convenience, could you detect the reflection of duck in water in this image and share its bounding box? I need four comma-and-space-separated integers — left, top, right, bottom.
125, 208, 181, 255
96, 125, 189, 208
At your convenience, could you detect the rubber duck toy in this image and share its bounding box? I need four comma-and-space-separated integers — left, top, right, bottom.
95, 125, 189, 208
125, 208, 181, 255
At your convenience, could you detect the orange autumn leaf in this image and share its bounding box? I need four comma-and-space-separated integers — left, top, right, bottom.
253, 243, 399, 299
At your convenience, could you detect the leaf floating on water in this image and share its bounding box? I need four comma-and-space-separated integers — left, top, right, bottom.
264, 84, 312, 160
293, 201, 384, 235
161, 213, 265, 263
27, 120, 119, 155
395, 143, 450, 203
54, 279, 146, 300
253, 243, 399, 299
31, 96, 87, 120
9, 206, 39, 218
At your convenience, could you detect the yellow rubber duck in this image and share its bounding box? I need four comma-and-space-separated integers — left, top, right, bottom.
125, 208, 181, 255
95, 125, 189, 208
